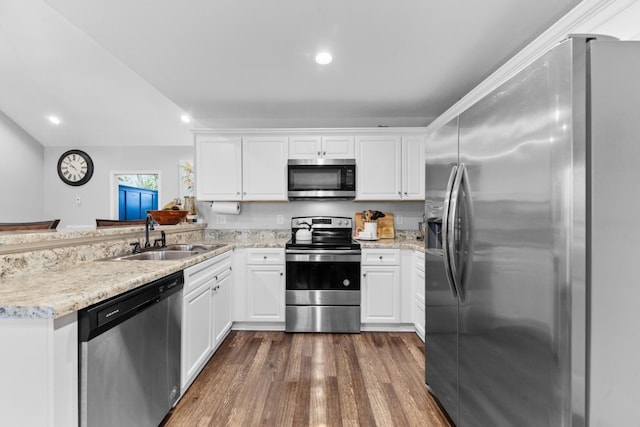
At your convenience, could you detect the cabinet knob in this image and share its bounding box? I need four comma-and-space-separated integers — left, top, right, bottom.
398, 191, 402, 196
379, 256, 383, 260
322, 151, 326, 156
404, 192, 407, 195
243, 192, 247, 195
317, 151, 321, 156
263, 256, 267, 260
215, 275, 218, 280
280, 272, 284, 276
236, 191, 240, 195
363, 272, 367, 277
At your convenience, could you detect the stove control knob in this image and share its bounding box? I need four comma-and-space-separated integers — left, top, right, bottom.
343, 279, 350, 287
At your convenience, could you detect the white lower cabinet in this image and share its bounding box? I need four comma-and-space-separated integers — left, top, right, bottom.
213, 266, 233, 345
361, 249, 401, 324
245, 248, 285, 323
181, 251, 232, 392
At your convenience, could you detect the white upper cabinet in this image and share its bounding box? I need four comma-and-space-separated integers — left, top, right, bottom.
355, 135, 402, 200
355, 134, 425, 201
242, 136, 288, 200
401, 135, 425, 200
195, 134, 288, 201
195, 129, 423, 202
289, 135, 354, 159
195, 136, 242, 201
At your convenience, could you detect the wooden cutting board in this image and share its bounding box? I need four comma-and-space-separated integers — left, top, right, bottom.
354, 212, 395, 239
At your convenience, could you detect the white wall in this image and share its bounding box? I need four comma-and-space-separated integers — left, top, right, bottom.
43, 146, 193, 229
0, 111, 44, 222
197, 200, 424, 231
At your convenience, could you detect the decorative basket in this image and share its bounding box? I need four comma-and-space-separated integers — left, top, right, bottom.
147, 210, 188, 225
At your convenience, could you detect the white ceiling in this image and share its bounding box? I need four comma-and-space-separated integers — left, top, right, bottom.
0, 0, 586, 146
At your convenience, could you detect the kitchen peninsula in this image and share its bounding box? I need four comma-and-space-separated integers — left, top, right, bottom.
0, 223, 424, 426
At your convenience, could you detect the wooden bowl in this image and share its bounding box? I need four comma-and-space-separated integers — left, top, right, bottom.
147, 210, 188, 225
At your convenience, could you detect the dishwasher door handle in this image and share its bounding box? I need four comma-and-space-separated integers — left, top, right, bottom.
134, 296, 161, 314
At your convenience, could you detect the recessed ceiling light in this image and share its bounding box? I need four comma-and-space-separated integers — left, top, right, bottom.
315, 52, 333, 65
180, 114, 191, 123
48, 115, 61, 125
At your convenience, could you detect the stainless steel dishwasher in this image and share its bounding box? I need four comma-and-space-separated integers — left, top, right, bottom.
78, 271, 183, 427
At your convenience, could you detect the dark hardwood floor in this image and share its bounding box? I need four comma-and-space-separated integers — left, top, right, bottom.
163, 331, 450, 427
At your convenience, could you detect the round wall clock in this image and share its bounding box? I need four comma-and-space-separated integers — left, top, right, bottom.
57, 149, 94, 186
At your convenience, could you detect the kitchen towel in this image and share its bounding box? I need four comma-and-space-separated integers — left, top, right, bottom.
210, 202, 241, 215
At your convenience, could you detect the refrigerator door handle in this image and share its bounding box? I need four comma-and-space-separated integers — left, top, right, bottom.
447, 163, 463, 296
448, 163, 474, 301
442, 165, 459, 297
456, 164, 474, 302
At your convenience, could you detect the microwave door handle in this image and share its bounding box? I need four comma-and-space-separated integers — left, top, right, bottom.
442, 165, 458, 298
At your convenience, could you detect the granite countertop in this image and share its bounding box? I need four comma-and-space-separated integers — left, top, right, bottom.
0, 236, 422, 320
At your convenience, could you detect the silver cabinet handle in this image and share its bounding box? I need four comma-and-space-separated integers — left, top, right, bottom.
442, 165, 459, 298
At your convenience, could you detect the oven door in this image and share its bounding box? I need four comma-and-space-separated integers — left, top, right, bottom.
286, 251, 360, 304
285, 250, 361, 333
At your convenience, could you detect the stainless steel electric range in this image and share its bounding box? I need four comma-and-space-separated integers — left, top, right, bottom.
285, 216, 361, 333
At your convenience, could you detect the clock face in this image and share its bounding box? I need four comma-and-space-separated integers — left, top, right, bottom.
57, 150, 94, 186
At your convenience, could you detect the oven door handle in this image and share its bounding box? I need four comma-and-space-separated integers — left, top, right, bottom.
285, 252, 362, 263
286, 249, 361, 255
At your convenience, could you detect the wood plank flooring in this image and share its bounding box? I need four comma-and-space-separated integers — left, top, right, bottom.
162, 331, 451, 427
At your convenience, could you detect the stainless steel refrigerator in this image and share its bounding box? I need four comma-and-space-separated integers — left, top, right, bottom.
424, 35, 640, 426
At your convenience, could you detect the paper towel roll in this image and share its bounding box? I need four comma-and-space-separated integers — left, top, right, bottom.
211, 202, 241, 215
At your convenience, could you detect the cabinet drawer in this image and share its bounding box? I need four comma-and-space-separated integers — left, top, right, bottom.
184, 251, 232, 294
246, 248, 284, 264
362, 249, 400, 265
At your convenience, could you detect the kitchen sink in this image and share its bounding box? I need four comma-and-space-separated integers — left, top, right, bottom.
102, 243, 226, 261
163, 244, 225, 252
110, 250, 200, 261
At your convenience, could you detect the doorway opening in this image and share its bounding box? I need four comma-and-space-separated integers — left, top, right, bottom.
110, 171, 161, 220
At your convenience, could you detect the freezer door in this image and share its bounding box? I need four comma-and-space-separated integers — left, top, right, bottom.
456, 38, 578, 426
424, 117, 460, 424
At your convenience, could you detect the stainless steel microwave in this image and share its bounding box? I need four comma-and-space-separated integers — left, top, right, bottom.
287, 159, 356, 200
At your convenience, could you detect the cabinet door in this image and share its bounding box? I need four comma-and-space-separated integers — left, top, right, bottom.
415, 266, 426, 341
246, 265, 285, 321
361, 265, 400, 323
242, 137, 288, 200
355, 135, 402, 200
195, 136, 242, 200
213, 267, 232, 348
289, 136, 322, 159
401, 135, 425, 200
322, 136, 354, 158
181, 281, 213, 391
